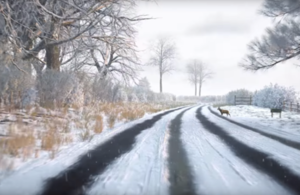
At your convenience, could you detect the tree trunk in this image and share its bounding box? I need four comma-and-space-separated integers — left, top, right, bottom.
194, 82, 197, 96
159, 62, 163, 93
46, 45, 60, 71
160, 73, 163, 93
198, 82, 202, 97
45, 15, 61, 71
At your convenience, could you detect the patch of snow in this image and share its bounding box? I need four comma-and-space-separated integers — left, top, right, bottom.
180, 106, 292, 195
0, 163, 66, 195
203, 106, 300, 176
213, 105, 300, 137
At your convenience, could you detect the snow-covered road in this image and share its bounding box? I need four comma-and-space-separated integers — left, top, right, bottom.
0, 105, 300, 195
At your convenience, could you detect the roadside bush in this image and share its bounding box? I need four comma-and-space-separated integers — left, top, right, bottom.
252, 83, 297, 109
90, 77, 120, 103
0, 65, 34, 108
37, 70, 83, 107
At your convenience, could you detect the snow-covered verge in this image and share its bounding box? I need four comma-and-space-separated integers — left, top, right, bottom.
211, 105, 300, 137
0, 102, 193, 182
0, 106, 190, 195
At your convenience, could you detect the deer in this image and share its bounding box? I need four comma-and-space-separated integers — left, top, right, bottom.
218, 107, 230, 117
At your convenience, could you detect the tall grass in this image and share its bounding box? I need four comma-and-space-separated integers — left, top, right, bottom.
0, 102, 179, 163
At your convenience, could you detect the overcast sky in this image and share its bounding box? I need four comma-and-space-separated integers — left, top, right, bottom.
135, 0, 300, 96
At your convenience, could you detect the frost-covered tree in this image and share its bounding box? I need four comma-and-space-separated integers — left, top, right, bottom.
128, 92, 139, 102
90, 76, 119, 103
200, 95, 226, 103
260, 0, 300, 18
146, 91, 156, 102
0, 65, 34, 107
38, 70, 84, 107
177, 96, 200, 102
138, 77, 151, 91
253, 83, 297, 108
240, 0, 300, 70
0, 0, 150, 80
154, 92, 175, 102
116, 88, 128, 102
128, 77, 151, 102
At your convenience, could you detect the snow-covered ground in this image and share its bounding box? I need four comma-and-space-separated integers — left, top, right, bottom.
211, 105, 300, 137
0, 104, 299, 195
182, 106, 293, 195
0, 106, 188, 195
202, 106, 300, 176
0, 103, 188, 182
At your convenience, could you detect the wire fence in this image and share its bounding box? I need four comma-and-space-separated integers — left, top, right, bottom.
282, 102, 300, 113
233, 95, 300, 113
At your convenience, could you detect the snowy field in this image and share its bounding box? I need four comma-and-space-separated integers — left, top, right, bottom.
211, 105, 300, 137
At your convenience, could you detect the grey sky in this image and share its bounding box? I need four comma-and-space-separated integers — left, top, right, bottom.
135, 0, 300, 96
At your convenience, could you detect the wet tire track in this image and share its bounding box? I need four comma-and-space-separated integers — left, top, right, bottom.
38, 107, 186, 195
197, 107, 300, 195
168, 108, 198, 195
208, 107, 300, 151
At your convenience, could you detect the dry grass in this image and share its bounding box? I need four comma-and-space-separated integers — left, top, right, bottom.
0, 101, 180, 166
62, 120, 71, 134
0, 124, 35, 158
41, 120, 61, 151
119, 108, 144, 122
95, 102, 167, 125
1, 135, 35, 157
62, 135, 73, 145
41, 132, 57, 151
80, 129, 90, 141
107, 113, 117, 129
94, 114, 103, 134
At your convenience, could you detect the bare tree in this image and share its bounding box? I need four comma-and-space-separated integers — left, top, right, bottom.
148, 37, 176, 93
186, 59, 212, 97
240, 0, 300, 71
186, 60, 199, 96
197, 62, 213, 97
85, 25, 142, 85
0, 0, 149, 78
